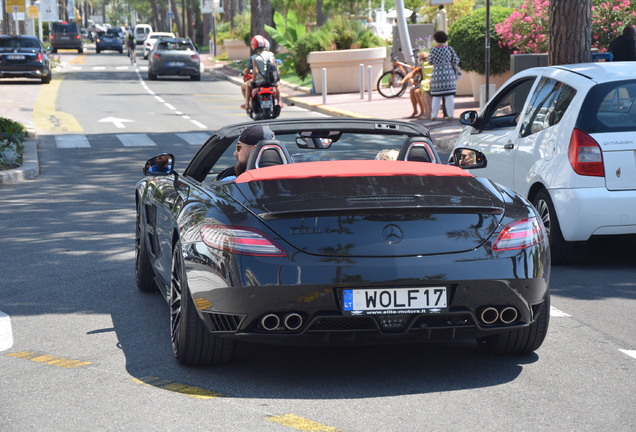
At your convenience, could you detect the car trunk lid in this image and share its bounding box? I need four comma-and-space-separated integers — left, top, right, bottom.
231, 162, 505, 257
593, 132, 636, 191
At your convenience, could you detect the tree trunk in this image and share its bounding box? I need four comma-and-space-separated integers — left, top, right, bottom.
317, 0, 327, 27
250, 0, 272, 51
549, 0, 592, 65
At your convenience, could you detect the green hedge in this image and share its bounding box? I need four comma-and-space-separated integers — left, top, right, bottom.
449, 7, 513, 75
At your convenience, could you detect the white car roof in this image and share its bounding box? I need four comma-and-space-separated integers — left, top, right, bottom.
520, 62, 635, 84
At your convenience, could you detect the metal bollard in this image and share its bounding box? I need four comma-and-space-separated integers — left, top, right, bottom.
360, 64, 365, 99
367, 66, 373, 101
322, 68, 327, 105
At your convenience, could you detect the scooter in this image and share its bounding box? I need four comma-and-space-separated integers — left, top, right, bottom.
237, 61, 282, 121
249, 85, 281, 120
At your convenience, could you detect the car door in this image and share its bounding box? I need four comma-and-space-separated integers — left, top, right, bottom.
458, 77, 537, 188
513, 76, 578, 195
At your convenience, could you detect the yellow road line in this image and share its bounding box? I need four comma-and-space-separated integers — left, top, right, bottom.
33, 67, 84, 134
6, 350, 91, 368
267, 414, 343, 432
131, 376, 223, 400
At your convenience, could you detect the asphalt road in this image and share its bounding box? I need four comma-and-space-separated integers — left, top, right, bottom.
0, 48, 635, 432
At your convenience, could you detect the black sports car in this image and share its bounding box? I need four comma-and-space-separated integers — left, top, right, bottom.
135, 119, 550, 366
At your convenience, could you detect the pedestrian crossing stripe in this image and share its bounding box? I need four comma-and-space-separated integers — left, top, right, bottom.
117, 133, 156, 147
54, 132, 209, 148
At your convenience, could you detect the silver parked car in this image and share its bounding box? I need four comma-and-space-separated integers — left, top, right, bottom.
147, 37, 200, 81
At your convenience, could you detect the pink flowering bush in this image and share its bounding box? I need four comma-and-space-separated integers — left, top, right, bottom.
496, 0, 636, 53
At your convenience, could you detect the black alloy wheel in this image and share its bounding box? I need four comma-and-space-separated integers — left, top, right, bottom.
170, 243, 234, 365
533, 189, 570, 264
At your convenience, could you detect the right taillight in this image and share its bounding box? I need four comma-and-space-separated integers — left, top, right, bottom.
568, 128, 604, 177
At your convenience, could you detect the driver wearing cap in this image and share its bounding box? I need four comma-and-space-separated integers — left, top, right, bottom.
216, 124, 275, 181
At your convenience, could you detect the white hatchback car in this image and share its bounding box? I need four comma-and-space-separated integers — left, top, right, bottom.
143, 31, 175, 59
453, 62, 636, 263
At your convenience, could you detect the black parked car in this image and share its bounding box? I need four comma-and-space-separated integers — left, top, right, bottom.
0, 35, 52, 84
95, 29, 123, 54
135, 118, 551, 366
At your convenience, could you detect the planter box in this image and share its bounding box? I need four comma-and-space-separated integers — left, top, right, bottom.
466, 70, 511, 103
223, 39, 250, 61
308, 47, 387, 94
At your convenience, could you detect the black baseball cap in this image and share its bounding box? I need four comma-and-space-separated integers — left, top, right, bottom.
238, 125, 275, 146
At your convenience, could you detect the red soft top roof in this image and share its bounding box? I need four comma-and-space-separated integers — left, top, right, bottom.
235, 160, 473, 183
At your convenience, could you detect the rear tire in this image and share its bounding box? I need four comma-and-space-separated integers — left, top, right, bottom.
476, 294, 550, 355
148, 70, 157, 80
377, 70, 407, 98
191, 74, 201, 81
170, 243, 234, 365
533, 189, 570, 264
41, 71, 52, 84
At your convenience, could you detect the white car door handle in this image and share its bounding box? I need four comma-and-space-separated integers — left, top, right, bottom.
504, 143, 514, 150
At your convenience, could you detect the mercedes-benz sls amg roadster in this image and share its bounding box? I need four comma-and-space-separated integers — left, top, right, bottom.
135, 119, 550, 366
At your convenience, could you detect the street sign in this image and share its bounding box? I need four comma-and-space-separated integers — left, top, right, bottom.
28, 5, 38, 18
39, 0, 59, 22
6, 0, 25, 13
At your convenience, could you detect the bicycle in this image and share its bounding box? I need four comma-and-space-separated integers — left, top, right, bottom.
128, 42, 136, 64
377, 55, 421, 98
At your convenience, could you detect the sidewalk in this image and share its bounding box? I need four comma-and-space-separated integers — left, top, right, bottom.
203, 56, 479, 151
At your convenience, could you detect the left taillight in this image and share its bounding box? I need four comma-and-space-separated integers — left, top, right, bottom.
191, 54, 200, 61
492, 217, 545, 251
568, 128, 604, 177
152, 53, 161, 61
36, 53, 43, 62
200, 225, 287, 257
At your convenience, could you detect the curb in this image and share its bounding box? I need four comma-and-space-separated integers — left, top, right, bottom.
0, 136, 39, 184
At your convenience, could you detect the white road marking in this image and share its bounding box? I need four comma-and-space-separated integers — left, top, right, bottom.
117, 134, 156, 147
619, 350, 636, 360
190, 119, 207, 129
550, 306, 571, 317
177, 132, 209, 145
164, 103, 177, 111
0, 312, 14, 352
55, 134, 90, 148
155, 96, 165, 103
98, 116, 133, 129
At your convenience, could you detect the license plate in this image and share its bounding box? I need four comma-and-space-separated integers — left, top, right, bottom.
61, 36, 70, 40
261, 99, 273, 108
342, 287, 447, 315
167, 62, 184, 67
7, 55, 25, 60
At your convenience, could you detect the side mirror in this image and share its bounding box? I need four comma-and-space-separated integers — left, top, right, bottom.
449, 148, 487, 169
144, 153, 175, 176
459, 110, 480, 126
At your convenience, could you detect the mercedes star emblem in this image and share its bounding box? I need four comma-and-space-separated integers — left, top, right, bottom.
382, 224, 404, 244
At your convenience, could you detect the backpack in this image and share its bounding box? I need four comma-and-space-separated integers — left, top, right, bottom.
254, 52, 279, 85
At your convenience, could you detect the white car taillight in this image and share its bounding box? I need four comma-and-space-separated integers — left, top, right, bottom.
568, 128, 604, 177
492, 218, 545, 251
200, 225, 287, 256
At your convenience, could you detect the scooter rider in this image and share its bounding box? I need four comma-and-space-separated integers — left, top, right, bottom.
242, 35, 280, 113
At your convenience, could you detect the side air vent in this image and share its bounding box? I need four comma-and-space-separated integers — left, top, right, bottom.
203, 313, 243, 332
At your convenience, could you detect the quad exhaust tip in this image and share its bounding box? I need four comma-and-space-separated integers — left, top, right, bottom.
261, 313, 304, 331
479, 306, 519, 325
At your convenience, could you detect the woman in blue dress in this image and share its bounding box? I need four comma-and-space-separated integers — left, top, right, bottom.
428, 31, 460, 120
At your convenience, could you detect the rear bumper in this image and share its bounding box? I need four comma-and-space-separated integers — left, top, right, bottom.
0, 66, 49, 79
151, 65, 200, 77
551, 187, 636, 240
183, 240, 550, 344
